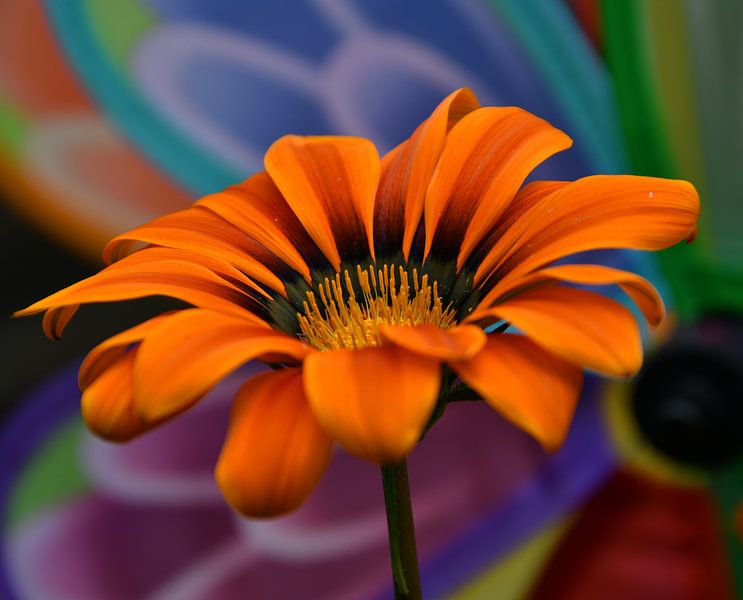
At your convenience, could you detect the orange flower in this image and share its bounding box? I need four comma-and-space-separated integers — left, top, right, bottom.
16, 89, 699, 518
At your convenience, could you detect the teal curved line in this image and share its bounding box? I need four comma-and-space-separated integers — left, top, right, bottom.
489, 0, 628, 173
45, 0, 242, 196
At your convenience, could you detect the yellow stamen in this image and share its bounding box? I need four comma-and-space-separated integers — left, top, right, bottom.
298, 264, 456, 350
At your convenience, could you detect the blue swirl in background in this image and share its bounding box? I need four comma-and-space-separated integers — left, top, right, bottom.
46, 0, 617, 195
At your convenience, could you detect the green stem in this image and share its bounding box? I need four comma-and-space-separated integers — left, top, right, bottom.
381, 460, 422, 600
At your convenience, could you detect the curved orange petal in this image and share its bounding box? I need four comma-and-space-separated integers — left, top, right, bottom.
303, 345, 440, 463
42, 304, 80, 340
465, 180, 568, 274
423, 107, 572, 265
475, 175, 700, 284
196, 171, 324, 282
375, 88, 479, 258
78, 312, 175, 390
103, 246, 270, 298
479, 264, 664, 327
265, 135, 380, 269
134, 309, 311, 422
379, 323, 486, 361
81, 350, 150, 442
104, 207, 287, 295
216, 368, 332, 517
37, 248, 243, 340
450, 334, 583, 450
15, 250, 268, 333
466, 286, 642, 377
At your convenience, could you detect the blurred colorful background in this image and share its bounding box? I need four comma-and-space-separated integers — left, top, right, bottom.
2, 1, 742, 598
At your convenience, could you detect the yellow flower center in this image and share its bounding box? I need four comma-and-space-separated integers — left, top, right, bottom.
298, 264, 456, 350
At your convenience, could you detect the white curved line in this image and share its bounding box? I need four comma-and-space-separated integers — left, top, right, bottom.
236, 472, 466, 561
148, 541, 257, 600
310, 0, 371, 36
322, 32, 497, 147
132, 24, 325, 171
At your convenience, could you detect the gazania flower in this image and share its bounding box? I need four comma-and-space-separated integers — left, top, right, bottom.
17, 88, 699, 518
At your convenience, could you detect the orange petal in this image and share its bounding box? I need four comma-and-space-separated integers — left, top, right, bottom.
423, 107, 572, 265
466, 286, 642, 377
81, 350, 150, 442
42, 304, 80, 340
134, 309, 311, 422
304, 345, 440, 463
216, 368, 332, 517
265, 135, 380, 269
450, 334, 583, 450
78, 312, 175, 390
375, 88, 479, 258
15, 249, 267, 332
465, 180, 568, 273
480, 264, 664, 327
104, 207, 287, 295
104, 246, 270, 299
379, 324, 486, 361
197, 171, 323, 282
475, 174, 700, 284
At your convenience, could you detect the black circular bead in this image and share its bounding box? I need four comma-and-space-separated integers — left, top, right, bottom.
632, 315, 743, 468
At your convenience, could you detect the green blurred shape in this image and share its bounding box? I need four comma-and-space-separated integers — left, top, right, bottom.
600, 0, 743, 319
0, 97, 28, 155
684, 0, 743, 268
82, 0, 157, 72
5, 419, 89, 529
644, 0, 707, 213
600, 0, 675, 176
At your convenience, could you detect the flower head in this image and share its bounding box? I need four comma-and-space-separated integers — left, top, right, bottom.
17, 89, 699, 517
